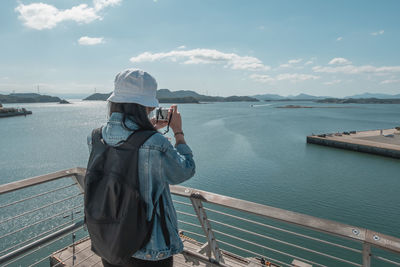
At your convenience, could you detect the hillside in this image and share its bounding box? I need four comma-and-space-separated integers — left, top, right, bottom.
83, 93, 112, 101
83, 89, 259, 102
345, 93, 400, 99
315, 98, 400, 104
156, 89, 258, 102
0, 93, 61, 103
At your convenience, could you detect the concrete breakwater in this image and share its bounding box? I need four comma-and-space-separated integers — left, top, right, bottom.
307, 128, 400, 159
0, 107, 32, 118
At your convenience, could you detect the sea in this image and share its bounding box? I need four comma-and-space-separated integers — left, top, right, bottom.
1, 100, 399, 265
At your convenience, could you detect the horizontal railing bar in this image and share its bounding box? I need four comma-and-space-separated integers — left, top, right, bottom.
29, 236, 91, 267
172, 200, 192, 207
2, 226, 86, 267
180, 228, 207, 240
0, 168, 83, 195
176, 210, 197, 218
216, 238, 292, 267
170, 185, 400, 253
0, 215, 84, 256
0, 183, 77, 209
204, 206, 362, 253
0, 204, 83, 240
213, 229, 328, 267
0, 192, 83, 225
0, 220, 84, 265
209, 217, 359, 264
372, 255, 400, 266
178, 219, 202, 229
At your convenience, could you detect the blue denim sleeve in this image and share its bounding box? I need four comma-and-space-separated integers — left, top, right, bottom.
162, 142, 195, 185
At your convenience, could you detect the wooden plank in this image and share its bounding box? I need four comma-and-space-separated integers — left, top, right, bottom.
50, 238, 251, 267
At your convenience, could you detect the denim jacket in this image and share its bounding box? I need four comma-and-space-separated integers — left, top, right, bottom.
87, 112, 195, 260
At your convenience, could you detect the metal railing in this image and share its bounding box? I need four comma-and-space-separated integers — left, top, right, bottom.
0, 168, 399, 267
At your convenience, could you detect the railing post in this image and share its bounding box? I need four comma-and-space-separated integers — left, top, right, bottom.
72, 173, 85, 193
190, 194, 224, 264
362, 243, 371, 267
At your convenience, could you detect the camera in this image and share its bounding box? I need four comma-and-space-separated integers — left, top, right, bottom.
152, 107, 170, 122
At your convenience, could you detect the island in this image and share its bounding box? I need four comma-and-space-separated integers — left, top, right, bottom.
276, 105, 313, 108
83, 93, 112, 101
276, 105, 349, 109
83, 89, 259, 103
59, 99, 71, 104
315, 98, 400, 104
0, 93, 62, 103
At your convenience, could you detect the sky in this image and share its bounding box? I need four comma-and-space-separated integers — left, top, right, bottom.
0, 0, 400, 97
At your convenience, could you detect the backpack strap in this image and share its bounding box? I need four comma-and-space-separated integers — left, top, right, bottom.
91, 127, 104, 147
122, 130, 156, 149
124, 130, 170, 246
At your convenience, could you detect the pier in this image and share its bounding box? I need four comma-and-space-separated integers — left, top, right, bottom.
0, 104, 32, 118
307, 128, 400, 159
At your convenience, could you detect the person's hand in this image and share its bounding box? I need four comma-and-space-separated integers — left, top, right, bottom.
168, 105, 182, 133
150, 118, 169, 130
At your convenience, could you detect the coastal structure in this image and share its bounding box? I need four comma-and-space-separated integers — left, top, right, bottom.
0, 104, 32, 118
1, 168, 400, 266
307, 128, 400, 159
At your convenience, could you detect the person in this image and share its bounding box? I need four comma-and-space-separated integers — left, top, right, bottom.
87, 69, 196, 267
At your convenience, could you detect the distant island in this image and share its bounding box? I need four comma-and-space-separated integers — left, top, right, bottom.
83, 89, 259, 103
315, 98, 400, 104
253, 92, 400, 101
276, 105, 313, 108
276, 105, 348, 109
0, 93, 61, 103
83, 93, 111, 101
59, 99, 71, 104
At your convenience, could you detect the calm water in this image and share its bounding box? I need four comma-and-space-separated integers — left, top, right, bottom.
1, 100, 400, 256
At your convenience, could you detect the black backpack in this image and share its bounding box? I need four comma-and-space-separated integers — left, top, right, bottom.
84, 127, 169, 264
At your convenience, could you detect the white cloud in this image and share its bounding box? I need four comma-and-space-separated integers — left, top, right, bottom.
304, 60, 313, 66
328, 57, 352, 65
381, 79, 400, 84
323, 80, 341, 85
280, 58, 303, 68
15, 0, 121, 30
78, 36, 104, 45
130, 49, 271, 71
313, 64, 400, 74
250, 73, 319, 83
371, 30, 384, 36
276, 73, 319, 82
288, 59, 302, 64
93, 0, 121, 11
258, 26, 265, 30
249, 74, 274, 83
337, 36, 343, 41
177, 45, 186, 49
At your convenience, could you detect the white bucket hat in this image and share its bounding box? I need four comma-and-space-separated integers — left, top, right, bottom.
107, 69, 159, 107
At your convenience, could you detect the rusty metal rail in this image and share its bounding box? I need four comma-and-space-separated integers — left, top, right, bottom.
0, 168, 399, 267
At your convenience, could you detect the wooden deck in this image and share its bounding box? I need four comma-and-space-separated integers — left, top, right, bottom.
49, 236, 275, 267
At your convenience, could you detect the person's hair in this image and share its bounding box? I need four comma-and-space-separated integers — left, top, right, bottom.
108, 102, 156, 131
